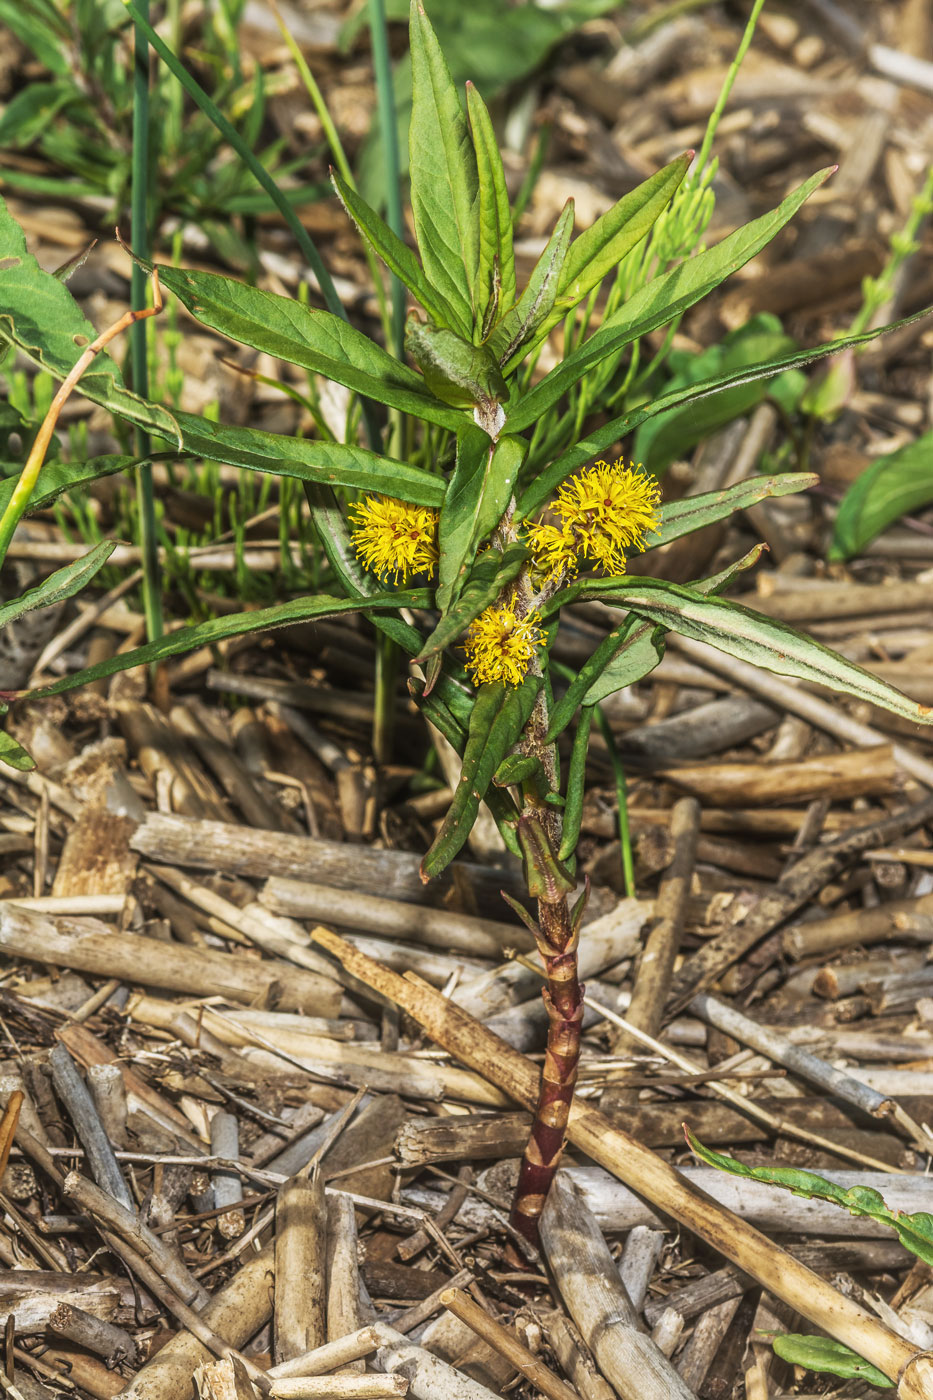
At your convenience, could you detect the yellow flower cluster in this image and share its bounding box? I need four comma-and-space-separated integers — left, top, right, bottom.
349, 494, 439, 584
463, 603, 543, 687
526, 458, 661, 579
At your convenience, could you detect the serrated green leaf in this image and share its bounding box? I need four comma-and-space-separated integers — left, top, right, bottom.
421, 674, 542, 879
466, 81, 516, 329
0, 730, 36, 772
0, 541, 115, 632
21, 590, 432, 701
409, 0, 479, 335
516, 303, 932, 521
830, 432, 933, 560
489, 200, 575, 367
436, 431, 525, 613
543, 575, 933, 727
154, 264, 468, 432
771, 1336, 892, 1388
506, 167, 833, 437
651, 473, 817, 549
687, 1129, 933, 1271
405, 321, 507, 410
419, 541, 527, 663
544, 153, 690, 331
332, 172, 467, 333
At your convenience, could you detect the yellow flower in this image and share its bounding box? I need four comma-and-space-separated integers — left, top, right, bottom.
527, 458, 661, 578
349, 494, 439, 584
463, 603, 543, 687
524, 519, 578, 580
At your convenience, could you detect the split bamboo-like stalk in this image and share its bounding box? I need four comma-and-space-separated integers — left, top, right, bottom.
312, 927, 933, 1398
274, 1171, 327, 1364
440, 1287, 579, 1400
268, 1379, 407, 1400
117, 1244, 275, 1400
372, 1325, 501, 1400
539, 1173, 697, 1400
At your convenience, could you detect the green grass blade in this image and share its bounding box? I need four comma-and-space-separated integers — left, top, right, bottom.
131, 0, 162, 647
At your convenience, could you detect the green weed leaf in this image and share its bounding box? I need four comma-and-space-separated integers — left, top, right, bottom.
506, 167, 834, 436
405, 321, 507, 410
651, 473, 817, 549
0, 730, 36, 772
418, 541, 528, 663
489, 200, 575, 367
550, 152, 691, 324
155, 265, 468, 432
467, 82, 516, 328
21, 590, 432, 701
772, 1337, 892, 1388
830, 432, 933, 560
543, 575, 933, 726
421, 674, 542, 879
409, 0, 479, 335
0, 195, 180, 446
436, 430, 525, 612
516, 304, 931, 520
0, 541, 116, 632
687, 1129, 933, 1269
546, 546, 764, 735
332, 172, 466, 333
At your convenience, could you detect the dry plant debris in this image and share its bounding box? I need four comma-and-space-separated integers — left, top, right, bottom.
3, 0, 933, 1398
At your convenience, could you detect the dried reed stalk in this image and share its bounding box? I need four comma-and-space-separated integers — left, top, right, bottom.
312, 927, 933, 1398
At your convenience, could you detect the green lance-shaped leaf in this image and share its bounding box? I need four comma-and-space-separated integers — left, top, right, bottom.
651, 473, 817, 550
332, 172, 468, 335
506, 166, 834, 437
419, 542, 528, 664
155, 410, 448, 508
533, 152, 691, 344
772, 1337, 892, 1389
558, 706, 593, 862
830, 431, 933, 560
515, 303, 931, 520
0, 456, 142, 520
435, 430, 525, 614
488, 200, 575, 368
421, 673, 542, 880
0, 193, 180, 447
0, 541, 115, 632
582, 575, 932, 724
518, 810, 575, 900
20, 590, 433, 702
153, 265, 469, 432
466, 81, 516, 332
0, 729, 35, 772
405, 320, 507, 410
687, 1129, 933, 1269
410, 675, 522, 859
0, 199, 445, 509
409, 0, 479, 335
545, 544, 765, 739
